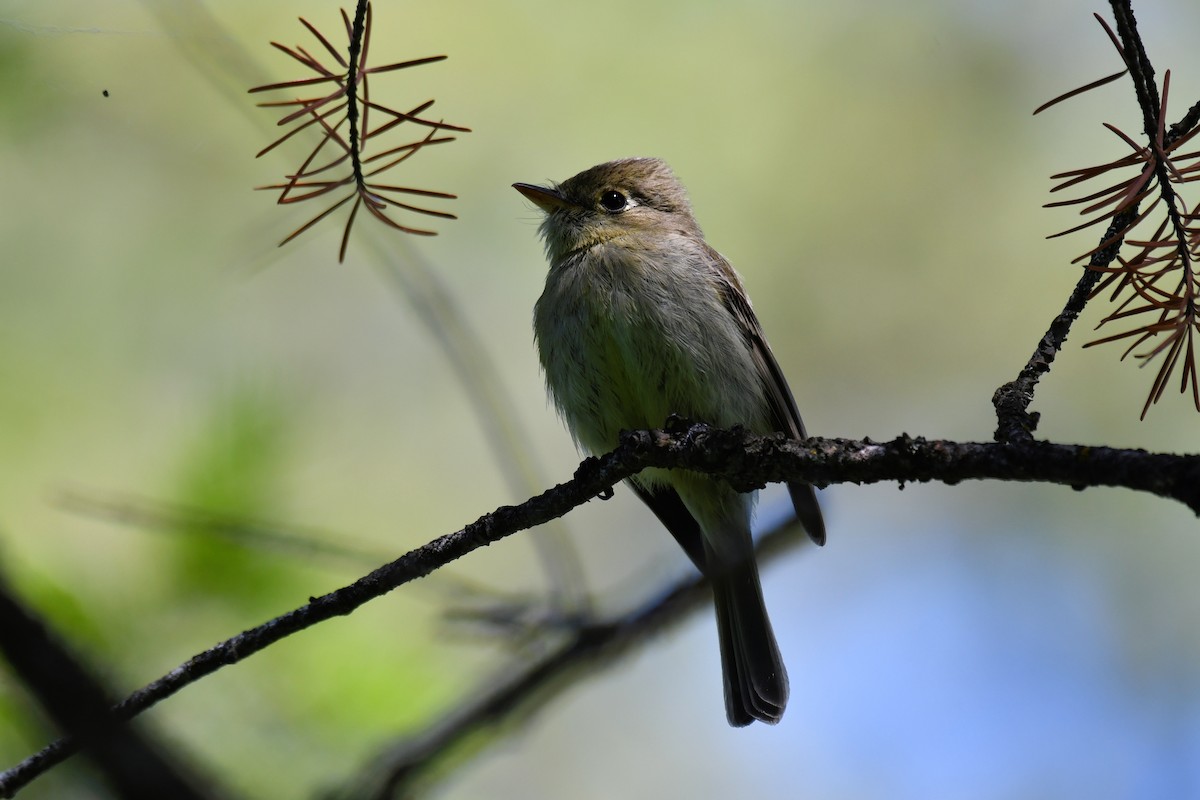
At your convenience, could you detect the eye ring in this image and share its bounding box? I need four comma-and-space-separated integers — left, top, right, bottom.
599, 190, 628, 213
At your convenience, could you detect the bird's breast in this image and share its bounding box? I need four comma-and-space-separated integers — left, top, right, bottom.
534, 244, 766, 456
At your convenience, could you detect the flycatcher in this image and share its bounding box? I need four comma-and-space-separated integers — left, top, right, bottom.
515, 157, 824, 726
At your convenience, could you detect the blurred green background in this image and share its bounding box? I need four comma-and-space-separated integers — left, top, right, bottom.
2, 1, 1200, 797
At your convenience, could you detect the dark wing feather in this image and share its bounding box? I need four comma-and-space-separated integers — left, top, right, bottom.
712, 247, 827, 545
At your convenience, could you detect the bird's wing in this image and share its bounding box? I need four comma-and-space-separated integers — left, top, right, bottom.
711, 248, 826, 545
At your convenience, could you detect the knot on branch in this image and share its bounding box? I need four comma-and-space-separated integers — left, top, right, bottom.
992, 382, 1041, 443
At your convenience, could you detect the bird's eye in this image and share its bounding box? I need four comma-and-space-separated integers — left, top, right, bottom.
599, 190, 628, 212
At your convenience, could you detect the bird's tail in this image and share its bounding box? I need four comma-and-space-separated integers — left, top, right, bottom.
710, 551, 789, 726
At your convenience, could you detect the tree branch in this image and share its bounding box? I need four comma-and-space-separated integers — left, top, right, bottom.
2, 424, 1198, 796
992, 219, 1120, 443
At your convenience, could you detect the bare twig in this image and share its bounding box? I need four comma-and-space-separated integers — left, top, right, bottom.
992, 211, 1130, 442
56, 490, 392, 569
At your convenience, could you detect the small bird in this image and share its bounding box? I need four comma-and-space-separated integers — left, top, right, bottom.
515, 158, 824, 726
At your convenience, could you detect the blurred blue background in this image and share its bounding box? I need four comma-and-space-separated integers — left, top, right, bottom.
2, 1, 1200, 798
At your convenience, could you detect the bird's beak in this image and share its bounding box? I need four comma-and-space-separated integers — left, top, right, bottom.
513, 182, 572, 213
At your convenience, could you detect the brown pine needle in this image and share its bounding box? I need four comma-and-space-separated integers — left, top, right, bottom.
299, 17, 347, 68
278, 193, 355, 247
338, 194, 364, 262
1033, 69, 1128, 115
1043, 176, 1141, 208
365, 55, 449, 75
252, 2, 467, 262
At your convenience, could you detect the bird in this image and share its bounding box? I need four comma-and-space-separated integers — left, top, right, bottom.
515, 157, 824, 726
